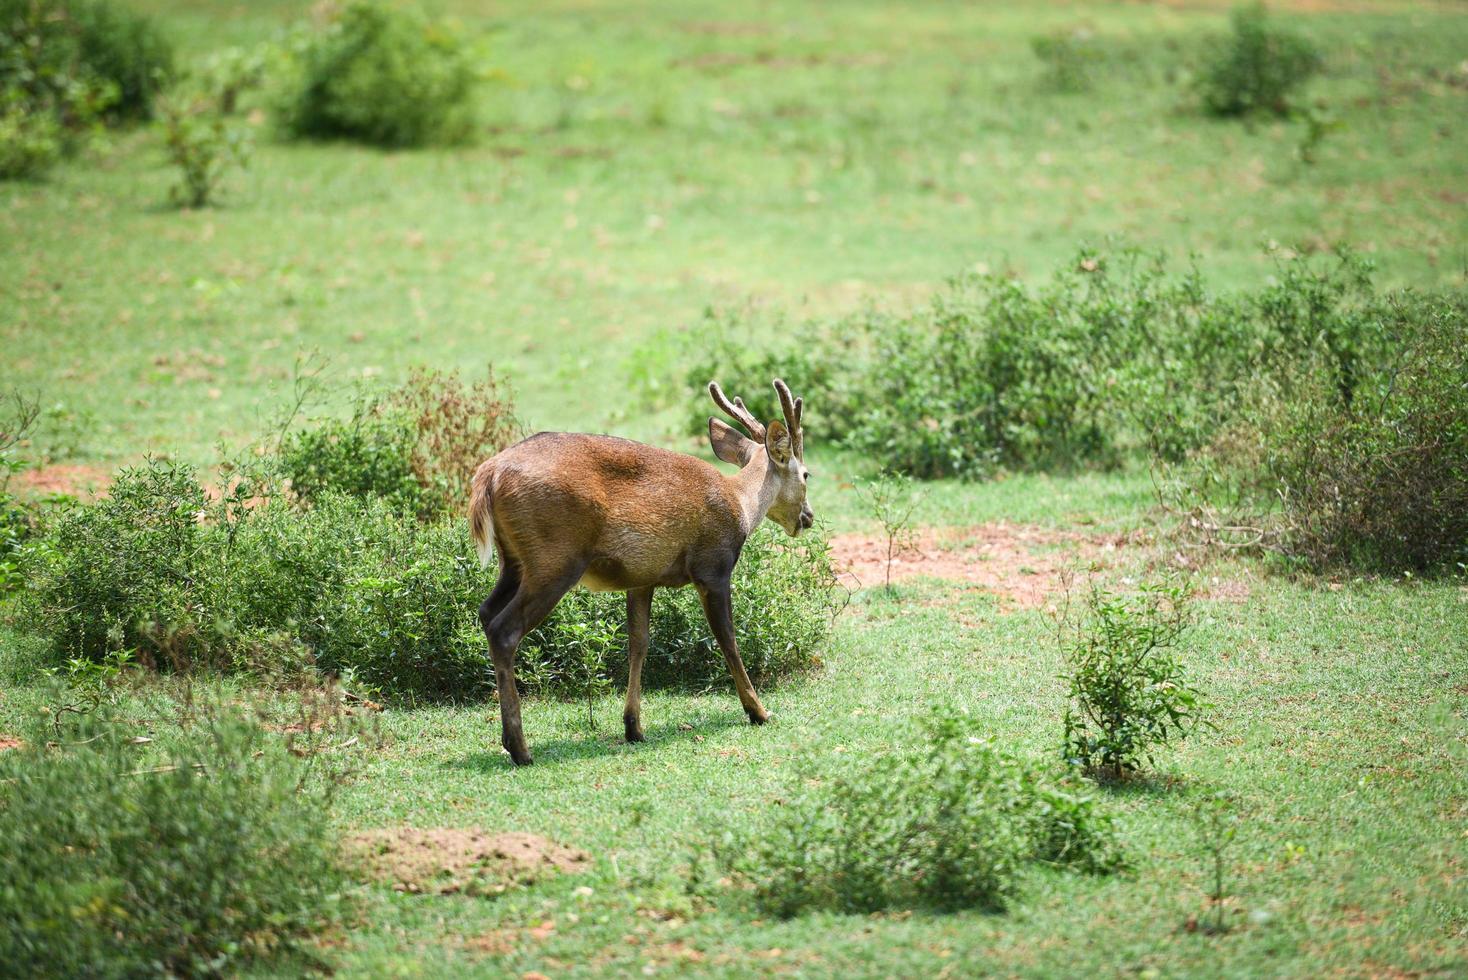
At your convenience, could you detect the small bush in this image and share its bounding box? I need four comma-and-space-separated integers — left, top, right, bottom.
1200, 4, 1322, 117
281, 368, 522, 521
0, 96, 62, 178
280, 0, 480, 148
0, 701, 344, 976
159, 91, 251, 208
721, 709, 1122, 917
1060, 583, 1205, 781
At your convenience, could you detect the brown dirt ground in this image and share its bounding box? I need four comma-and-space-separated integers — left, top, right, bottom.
0, 735, 22, 752
830, 523, 1144, 608
11, 463, 111, 498
345, 828, 589, 896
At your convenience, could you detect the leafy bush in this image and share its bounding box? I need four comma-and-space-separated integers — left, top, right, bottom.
669, 307, 851, 444
1060, 583, 1205, 780
721, 709, 1122, 917
1168, 294, 1468, 571
669, 247, 1398, 481
0, 701, 344, 976
27, 458, 839, 699
0, 0, 173, 123
159, 91, 251, 208
0, 95, 61, 178
279, 0, 480, 148
281, 368, 522, 521
1199, 4, 1321, 117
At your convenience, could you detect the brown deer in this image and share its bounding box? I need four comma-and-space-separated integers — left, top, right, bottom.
468, 379, 812, 765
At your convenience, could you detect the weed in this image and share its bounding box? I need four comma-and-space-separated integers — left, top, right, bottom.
1059, 582, 1205, 781
1191, 790, 1240, 934
855, 469, 922, 592
1032, 28, 1102, 93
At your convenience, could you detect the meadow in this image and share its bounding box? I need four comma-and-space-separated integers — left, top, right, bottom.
2, 0, 1466, 976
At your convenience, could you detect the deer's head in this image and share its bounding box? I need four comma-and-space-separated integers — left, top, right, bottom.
707, 379, 813, 537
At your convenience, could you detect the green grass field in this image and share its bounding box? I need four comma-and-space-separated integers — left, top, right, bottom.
2, 0, 1466, 976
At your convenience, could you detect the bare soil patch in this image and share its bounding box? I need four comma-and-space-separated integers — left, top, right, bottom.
345, 828, 589, 896
831, 523, 1142, 608
12, 463, 111, 498
0, 735, 23, 752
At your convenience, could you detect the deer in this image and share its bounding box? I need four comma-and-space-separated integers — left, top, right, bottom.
468, 379, 813, 765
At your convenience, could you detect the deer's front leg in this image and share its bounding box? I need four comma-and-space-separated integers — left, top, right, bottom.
697, 581, 769, 725
623, 586, 654, 743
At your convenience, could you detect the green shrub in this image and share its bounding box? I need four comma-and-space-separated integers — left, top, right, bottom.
1061, 583, 1205, 781
670, 247, 1396, 480
1199, 4, 1321, 117
721, 709, 1122, 917
0, 0, 173, 123
279, 0, 480, 148
1168, 294, 1468, 572
0, 95, 61, 178
0, 701, 344, 976
281, 368, 522, 521
159, 91, 251, 208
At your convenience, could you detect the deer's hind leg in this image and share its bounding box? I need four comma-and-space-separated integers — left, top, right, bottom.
485, 558, 588, 766
622, 586, 654, 743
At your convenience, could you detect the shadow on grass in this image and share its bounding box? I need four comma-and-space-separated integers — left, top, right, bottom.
1090, 769, 1189, 798
444, 713, 747, 772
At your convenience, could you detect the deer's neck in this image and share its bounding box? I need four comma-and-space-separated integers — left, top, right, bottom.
730, 451, 779, 536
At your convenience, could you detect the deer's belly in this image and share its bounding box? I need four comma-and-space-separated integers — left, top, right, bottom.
580, 554, 691, 592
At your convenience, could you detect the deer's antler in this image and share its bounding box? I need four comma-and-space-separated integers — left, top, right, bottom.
708, 381, 767, 444
773, 379, 803, 458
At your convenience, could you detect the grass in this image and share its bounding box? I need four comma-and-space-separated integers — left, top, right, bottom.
2, 0, 1466, 976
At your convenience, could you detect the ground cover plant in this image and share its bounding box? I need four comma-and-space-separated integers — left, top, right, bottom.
1, 0, 1466, 975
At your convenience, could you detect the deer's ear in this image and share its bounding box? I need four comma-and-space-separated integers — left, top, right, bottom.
765, 419, 793, 465
709, 417, 757, 466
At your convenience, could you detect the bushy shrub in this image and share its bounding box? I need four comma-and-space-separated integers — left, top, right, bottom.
720, 709, 1122, 917
0, 701, 344, 976
281, 368, 522, 521
671, 308, 852, 443
0, 0, 173, 122
1060, 583, 1205, 781
671, 247, 1398, 481
0, 95, 61, 178
279, 0, 480, 148
28, 459, 839, 699
1199, 4, 1321, 117
1168, 294, 1468, 572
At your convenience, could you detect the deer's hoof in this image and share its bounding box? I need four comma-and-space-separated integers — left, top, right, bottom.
748, 710, 771, 726
624, 715, 645, 743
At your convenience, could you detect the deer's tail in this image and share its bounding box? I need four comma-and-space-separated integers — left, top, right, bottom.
468, 461, 497, 568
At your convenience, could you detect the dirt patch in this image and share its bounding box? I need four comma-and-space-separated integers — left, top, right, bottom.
0, 735, 22, 752
12, 463, 111, 498
345, 828, 589, 896
831, 523, 1141, 608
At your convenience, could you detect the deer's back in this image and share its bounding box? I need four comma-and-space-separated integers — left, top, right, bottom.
482, 432, 741, 591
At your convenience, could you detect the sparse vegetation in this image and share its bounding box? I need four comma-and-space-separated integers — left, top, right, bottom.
855, 469, 921, 592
